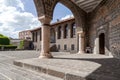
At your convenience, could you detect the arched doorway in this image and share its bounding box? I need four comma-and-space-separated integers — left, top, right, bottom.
99, 33, 105, 54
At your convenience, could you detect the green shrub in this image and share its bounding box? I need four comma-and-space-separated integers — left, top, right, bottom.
0, 34, 10, 45
19, 40, 24, 49
0, 45, 17, 50
0, 34, 3, 36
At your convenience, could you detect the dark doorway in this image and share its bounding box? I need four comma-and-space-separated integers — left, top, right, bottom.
50, 28, 56, 43
99, 33, 105, 54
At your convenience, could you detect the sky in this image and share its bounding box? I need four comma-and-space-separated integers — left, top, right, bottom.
0, 0, 73, 39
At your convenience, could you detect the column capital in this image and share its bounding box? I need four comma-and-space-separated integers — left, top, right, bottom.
77, 31, 84, 34
77, 31, 85, 38
38, 15, 52, 24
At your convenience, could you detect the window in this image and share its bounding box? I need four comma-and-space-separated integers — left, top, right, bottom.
64, 24, 68, 38
71, 23, 76, 38
71, 44, 74, 50
32, 32, 35, 42
58, 26, 61, 39
50, 28, 56, 43
27, 31, 29, 34
36, 32, 37, 42
25, 32, 26, 35
21, 33, 23, 35
58, 45, 60, 50
64, 45, 67, 50
40, 29, 41, 41
26, 37, 31, 40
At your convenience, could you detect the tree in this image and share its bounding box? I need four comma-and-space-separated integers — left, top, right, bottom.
0, 34, 10, 45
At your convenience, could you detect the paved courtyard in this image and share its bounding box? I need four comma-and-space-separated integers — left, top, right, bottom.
0, 51, 120, 80
0, 51, 62, 80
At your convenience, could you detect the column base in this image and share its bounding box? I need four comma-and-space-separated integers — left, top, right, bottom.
77, 51, 85, 54
39, 53, 53, 58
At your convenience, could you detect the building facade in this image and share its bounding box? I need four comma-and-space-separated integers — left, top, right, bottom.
88, 0, 120, 58
19, 30, 32, 40
31, 27, 41, 51
19, 30, 35, 50
31, 18, 78, 53
52, 18, 77, 53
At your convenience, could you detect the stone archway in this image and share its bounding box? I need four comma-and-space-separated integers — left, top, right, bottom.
34, 0, 86, 58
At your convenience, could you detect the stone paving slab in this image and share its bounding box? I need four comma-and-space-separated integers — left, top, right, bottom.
14, 54, 120, 80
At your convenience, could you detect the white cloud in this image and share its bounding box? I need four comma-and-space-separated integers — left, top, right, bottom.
0, 0, 24, 11
61, 15, 74, 20
0, 0, 41, 38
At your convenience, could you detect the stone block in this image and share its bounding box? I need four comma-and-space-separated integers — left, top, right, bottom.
13, 61, 23, 67
65, 73, 86, 80
47, 69, 65, 79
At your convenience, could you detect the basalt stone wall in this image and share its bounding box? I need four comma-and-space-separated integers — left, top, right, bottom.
54, 20, 78, 53
89, 0, 120, 59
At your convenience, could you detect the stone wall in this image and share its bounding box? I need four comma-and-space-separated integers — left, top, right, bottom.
33, 30, 41, 51
56, 38, 78, 53
53, 19, 78, 53
89, 0, 120, 58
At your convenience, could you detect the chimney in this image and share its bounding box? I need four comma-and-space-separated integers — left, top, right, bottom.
57, 19, 59, 22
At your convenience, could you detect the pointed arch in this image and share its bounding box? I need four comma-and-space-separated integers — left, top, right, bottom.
51, 0, 86, 31
34, 0, 58, 19
34, 0, 86, 58
34, 0, 45, 17
34, 0, 86, 30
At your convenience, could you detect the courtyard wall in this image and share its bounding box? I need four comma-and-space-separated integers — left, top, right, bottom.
89, 0, 120, 58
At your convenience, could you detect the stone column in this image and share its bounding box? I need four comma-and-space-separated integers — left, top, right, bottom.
93, 38, 99, 54
39, 16, 53, 58
78, 31, 85, 54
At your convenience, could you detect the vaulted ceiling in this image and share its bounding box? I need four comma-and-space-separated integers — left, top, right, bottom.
72, 0, 103, 13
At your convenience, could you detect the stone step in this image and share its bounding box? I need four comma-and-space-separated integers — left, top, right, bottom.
0, 62, 63, 80
14, 58, 119, 80
0, 73, 10, 80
